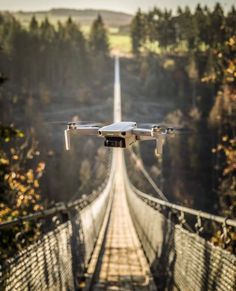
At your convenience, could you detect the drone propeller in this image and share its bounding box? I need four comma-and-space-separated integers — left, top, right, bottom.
172, 127, 194, 134
138, 123, 193, 135
46, 120, 68, 125
68, 122, 103, 127
46, 121, 104, 127
138, 123, 164, 128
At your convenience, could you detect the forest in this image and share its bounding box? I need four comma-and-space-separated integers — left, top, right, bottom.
0, 2, 235, 256
127, 3, 236, 219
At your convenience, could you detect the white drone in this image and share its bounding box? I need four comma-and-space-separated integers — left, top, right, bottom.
64, 121, 178, 156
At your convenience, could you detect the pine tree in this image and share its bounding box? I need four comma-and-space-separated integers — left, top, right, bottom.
226, 6, 236, 39
39, 18, 56, 93
146, 7, 161, 43
0, 47, 7, 85
209, 3, 225, 48
179, 6, 197, 50
28, 16, 40, 91
194, 4, 208, 48
130, 9, 146, 55
64, 17, 89, 89
40, 17, 55, 40
156, 9, 176, 50
89, 14, 109, 56
29, 16, 38, 33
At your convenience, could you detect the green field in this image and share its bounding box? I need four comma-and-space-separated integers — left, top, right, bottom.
109, 34, 131, 54
81, 26, 131, 54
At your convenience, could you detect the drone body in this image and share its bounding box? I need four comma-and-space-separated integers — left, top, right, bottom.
64, 121, 175, 156
99, 122, 137, 148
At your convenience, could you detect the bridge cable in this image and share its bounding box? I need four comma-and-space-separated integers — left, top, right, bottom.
128, 147, 169, 201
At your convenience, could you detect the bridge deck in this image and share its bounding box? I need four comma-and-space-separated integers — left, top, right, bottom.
86, 155, 156, 290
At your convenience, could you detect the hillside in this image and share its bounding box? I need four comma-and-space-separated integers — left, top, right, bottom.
12, 8, 132, 27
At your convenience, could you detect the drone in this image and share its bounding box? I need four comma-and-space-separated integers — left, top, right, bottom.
64, 121, 178, 156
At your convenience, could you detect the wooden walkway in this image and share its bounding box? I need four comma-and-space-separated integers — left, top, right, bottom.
86, 155, 156, 291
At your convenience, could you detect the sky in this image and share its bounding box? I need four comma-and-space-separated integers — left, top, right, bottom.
0, 0, 234, 14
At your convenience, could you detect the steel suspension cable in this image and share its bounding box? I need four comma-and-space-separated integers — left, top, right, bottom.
128, 147, 169, 201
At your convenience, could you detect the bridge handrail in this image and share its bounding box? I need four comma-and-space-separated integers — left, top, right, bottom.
131, 184, 236, 228
0, 202, 67, 230
0, 182, 107, 230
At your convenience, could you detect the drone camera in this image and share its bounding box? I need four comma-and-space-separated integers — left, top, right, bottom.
104, 137, 126, 148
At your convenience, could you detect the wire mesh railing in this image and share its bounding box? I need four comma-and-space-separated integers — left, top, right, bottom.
0, 221, 74, 291
124, 171, 236, 291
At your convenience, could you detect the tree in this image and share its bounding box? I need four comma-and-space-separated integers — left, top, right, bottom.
53, 17, 89, 92
176, 6, 197, 50
37, 18, 56, 94
27, 16, 40, 91
156, 9, 176, 50
40, 17, 55, 40
194, 4, 208, 48
225, 6, 236, 40
208, 3, 225, 49
89, 14, 109, 56
0, 47, 7, 85
130, 9, 147, 55
29, 16, 38, 33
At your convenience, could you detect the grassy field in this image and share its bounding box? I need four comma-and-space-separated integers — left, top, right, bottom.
81, 26, 131, 54
109, 34, 131, 55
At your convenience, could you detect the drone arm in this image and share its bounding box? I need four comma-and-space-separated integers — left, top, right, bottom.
73, 126, 100, 135
132, 128, 153, 140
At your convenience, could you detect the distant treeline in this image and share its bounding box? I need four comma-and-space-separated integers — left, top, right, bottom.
0, 13, 109, 100
131, 3, 236, 53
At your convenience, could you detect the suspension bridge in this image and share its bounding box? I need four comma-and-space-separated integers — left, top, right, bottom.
0, 57, 236, 291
